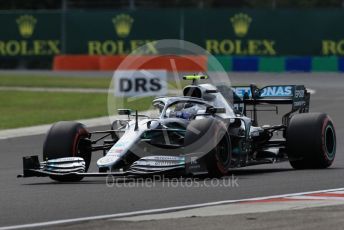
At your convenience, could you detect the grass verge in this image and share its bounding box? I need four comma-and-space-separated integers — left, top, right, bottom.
0, 91, 108, 129
0, 75, 189, 89
0, 75, 212, 129
0, 75, 111, 89
0, 91, 155, 129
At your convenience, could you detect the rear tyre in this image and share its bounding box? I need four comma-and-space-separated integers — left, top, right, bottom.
286, 113, 336, 169
43, 121, 91, 182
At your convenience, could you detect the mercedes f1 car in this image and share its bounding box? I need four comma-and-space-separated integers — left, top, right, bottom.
19, 75, 337, 182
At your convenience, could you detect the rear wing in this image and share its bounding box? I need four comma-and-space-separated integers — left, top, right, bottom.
232, 85, 310, 126
232, 85, 310, 111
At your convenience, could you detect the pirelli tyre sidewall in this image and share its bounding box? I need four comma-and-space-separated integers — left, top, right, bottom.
184, 117, 231, 177
43, 121, 91, 182
286, 113, 336, 169
208, 128, 232, 177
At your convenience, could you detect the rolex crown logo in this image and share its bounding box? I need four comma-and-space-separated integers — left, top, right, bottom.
16, 15, 37, 38
112, 14, 134, 38
230, 13, 252, 37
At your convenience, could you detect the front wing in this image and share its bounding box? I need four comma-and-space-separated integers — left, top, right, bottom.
18, 154, 209, 179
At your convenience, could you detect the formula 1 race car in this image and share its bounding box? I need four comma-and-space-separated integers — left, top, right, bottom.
19, 75, 337, 182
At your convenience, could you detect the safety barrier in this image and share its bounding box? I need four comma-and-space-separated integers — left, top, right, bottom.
53, 55, 344, 72
54, 55, 207, 72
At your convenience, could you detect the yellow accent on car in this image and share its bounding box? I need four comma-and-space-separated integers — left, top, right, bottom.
183, 75, 208, 80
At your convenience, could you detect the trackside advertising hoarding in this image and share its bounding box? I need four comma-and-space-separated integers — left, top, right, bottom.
0, 12, 61, 57
1, 9, 344, 59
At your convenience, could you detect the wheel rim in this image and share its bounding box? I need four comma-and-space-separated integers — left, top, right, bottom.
325, 125, 336, 160
75, 130, 91, 171
216, 136, 230, 165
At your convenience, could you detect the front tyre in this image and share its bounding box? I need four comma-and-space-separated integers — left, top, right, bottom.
43, 121, 91, 182
206, 130, 231, 177
184, 118, 231, 177
286, 113, 336, 169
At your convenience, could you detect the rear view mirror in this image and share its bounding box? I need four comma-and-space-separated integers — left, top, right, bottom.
229, 118, 241, 128
206, 107, 226, 114
118, 109, 132, 116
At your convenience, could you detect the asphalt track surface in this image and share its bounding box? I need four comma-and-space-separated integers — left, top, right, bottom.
1, 73, 344, 228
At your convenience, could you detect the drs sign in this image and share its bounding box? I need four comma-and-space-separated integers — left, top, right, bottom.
114, 70, 167, 97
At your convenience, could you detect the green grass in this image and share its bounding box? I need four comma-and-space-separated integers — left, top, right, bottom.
0, 74, 221, 129
0, 75, 189, 90
0, 75, 111, 89
0, 91, 108, 129
0, 91, 156, 129
0, 75, 184, 129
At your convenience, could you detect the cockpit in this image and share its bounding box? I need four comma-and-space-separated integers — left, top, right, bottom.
164, 101, 207, 120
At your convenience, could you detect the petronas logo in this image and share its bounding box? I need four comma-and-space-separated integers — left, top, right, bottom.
16, 15, 37, 38
112, 14, 134, 38
230, 13, 252, 37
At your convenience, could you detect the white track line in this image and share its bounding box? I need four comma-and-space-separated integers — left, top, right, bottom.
0, 110, 158, 140
0, 116, 113, 140
1, 187, 344, 230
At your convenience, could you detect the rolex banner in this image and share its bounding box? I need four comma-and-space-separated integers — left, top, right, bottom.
0, 12, 61, 57
65, 10, 180, 55
1, 9, 344, 58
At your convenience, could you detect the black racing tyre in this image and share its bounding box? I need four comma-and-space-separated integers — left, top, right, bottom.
43, 121, 91, 182
286, 113, 336, 169
184, 118, 231, 177
206, 130, 231, 177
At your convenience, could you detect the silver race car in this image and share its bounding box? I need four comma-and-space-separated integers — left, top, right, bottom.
19, 75, 336, 182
